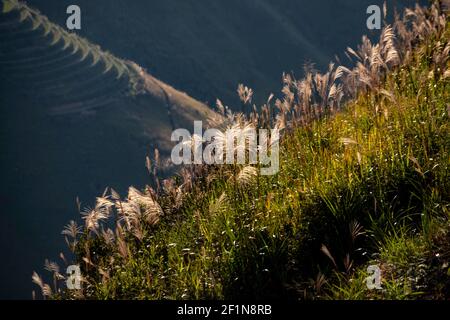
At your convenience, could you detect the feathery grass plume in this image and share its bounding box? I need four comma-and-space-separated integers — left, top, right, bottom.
380, 26, 400, 67
379, 88, 395, 102
339, 137, 358, 146
82, 256, 95, 268
163, 178, 177, 198
278, 62, 348, 124
208, 121, 258, 165
341, 23, 401, 96
116, 200, 139, 230
81, 207, 108, 233
444, 69, 450, 79
31, 272, 52, 299
320, 244, 338, 269
44, 260, 61, 276
432, 40, 450, 78
282, 77, 295, 105
44, 259, 64, 293
216, 98, 226, 115
145, 156, 152, 175
238, 84, 254, 114
80, 194, 113, 233
275, 111, 287, 131
181, 132, 204, 163
162, 179, 185, 210
62, 220, 81, 239
209, 192, 228, 216
101, 228, 115, 246
153, 148, 162, 193
267, 93, 274, 105
115, 186, 161, 231
116, 234, 129, 260
132, 224, 145, 242
154, 148, 161, 168
59, 252, 68, 266
250, 103, 260, 125
179, 167, 194, 192
275, 97, 290, 114
127, 186, 163, 225
235, 166, 258, 187
237, 84, 253, 105
98, 268, 110, 284
75, 196, 81, 214
96, 195, 114, 213
110, 188, 121, 200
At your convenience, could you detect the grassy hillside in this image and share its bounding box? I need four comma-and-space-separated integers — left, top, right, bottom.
33, 2, 449, 300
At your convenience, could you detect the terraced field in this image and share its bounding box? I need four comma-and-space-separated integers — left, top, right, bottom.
27, 0, 425, 107
0, 0, 215, 298
0, 0, 214, 140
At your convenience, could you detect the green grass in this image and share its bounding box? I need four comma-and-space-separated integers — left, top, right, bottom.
327, 219, 450, 299
34, 3, 450, 300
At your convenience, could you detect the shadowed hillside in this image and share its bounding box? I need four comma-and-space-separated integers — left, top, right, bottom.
1, 0, 214, 140
0, 0, 214, 298
27, 0, 425, 107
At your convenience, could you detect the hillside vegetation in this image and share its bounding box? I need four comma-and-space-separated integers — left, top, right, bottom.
33, 2, 450, 299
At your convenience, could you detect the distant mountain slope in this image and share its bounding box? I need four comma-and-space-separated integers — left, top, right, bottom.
27, 0, 426, 106
1, 0, 215, 147
0, 0, 215, 298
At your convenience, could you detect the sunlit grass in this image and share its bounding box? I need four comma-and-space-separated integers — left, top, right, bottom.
31, 2, 450, 300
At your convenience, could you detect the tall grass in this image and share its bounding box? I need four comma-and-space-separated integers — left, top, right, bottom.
33, 1, 449, 300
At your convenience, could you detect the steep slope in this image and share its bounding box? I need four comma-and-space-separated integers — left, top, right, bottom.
34, 2, 449, 300
0, 0, 215, 298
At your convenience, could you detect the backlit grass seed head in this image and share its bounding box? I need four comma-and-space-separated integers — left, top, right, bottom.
237, 84, 253, 105
31, 272, 52, 298
101, 228, 115, 246
44, 260, 60, 275
127, 186, 163, 224
209, 192, 228, 216
236, 166, 258, 186
81, 206, 109, 233
61, 220, 81, 239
